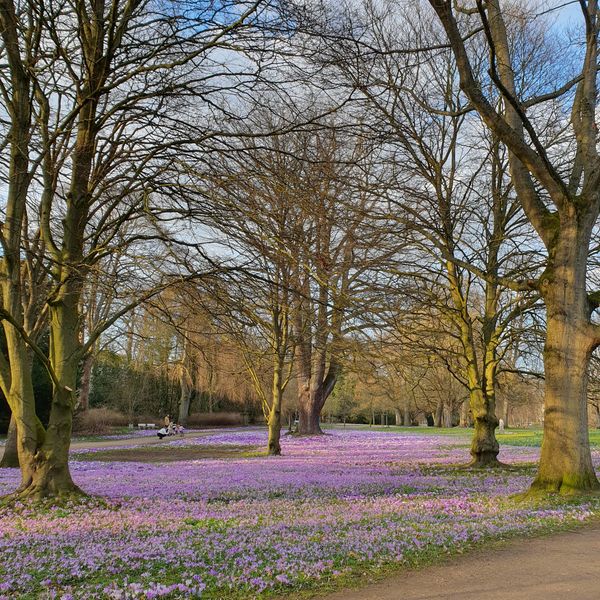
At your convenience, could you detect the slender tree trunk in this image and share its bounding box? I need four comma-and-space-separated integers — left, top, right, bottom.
434, 398, 444, 428
0, 414, 19, 468
267, 368, 282, 455
448, 260, 500, 465
403, 399, 411, 426
459, 399, 469, 427
503, 398, 510, 429
178, 386, 192, 426
178, 342, 192, 427
78, 353, 94, 411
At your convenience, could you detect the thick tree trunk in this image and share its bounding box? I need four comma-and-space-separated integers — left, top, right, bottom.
297, 384, 323, 435
443, 404, 453, 428
529, 218, 600, 494
267, 410, 281, 455
469, 353, 501, 466
531, 305, 598, 492
13, 305, 83, 499
469, 388, 500, 467
394, 408, 402, 426
0, 415, 19, 468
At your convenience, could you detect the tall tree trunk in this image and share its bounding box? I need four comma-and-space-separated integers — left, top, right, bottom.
459, 399, 469, 427
267, 368, 282, 455
403, 399, 411, 426
531, 237, 599, 492
394, 408, 402, 426
78, 353, 94, 411
443, 404, 453, 428
448, 260, 500, 465
0, 414, 19, 468
15, 304, 82, 499
297, 379, 323, 434
503, 398, 510, 429
434, 398, 444, 428
469, 353, 500, 467
178, 384, 192, 426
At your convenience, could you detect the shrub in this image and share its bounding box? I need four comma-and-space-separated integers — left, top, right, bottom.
73, 407, 129, 435
186, 412, 243, 427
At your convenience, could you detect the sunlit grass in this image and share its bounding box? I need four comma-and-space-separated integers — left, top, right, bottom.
326, 423, 600, 448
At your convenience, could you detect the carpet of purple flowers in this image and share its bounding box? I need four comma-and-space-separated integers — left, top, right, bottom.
1, 428, 599, 599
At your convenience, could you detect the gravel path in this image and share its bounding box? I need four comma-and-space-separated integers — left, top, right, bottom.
320, 523, 600, 600
69, 429, 218, 450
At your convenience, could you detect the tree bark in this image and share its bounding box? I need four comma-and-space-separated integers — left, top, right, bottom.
267, 375, 282, 455
531, 234, 599, 493
459, 399, 470, 428
178, 382, 192, 427
503, 398, 510, 429
13, 303, 83, 499
394, 408, 402, 426
434, 398, 444, 428
297, 379, 323, 434
177, 342, 192, 427
469, 388, 500, 467
78, 353, 94, 411
0, 415, 19, 468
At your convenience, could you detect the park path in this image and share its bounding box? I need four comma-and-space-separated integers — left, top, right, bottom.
320, 523, 600, 600
69, 429, 217, 450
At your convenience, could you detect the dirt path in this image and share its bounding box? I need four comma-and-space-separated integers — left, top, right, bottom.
69, 430, 218, 450
320, 523, 600, 600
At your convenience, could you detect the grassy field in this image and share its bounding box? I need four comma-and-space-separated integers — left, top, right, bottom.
2, 427, 600, 599
324, 424, 600, 448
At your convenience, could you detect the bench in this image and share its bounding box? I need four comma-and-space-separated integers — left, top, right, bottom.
137, 423, 157, 430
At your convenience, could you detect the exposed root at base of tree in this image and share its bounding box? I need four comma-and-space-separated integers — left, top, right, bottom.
0, 489, 121, 513
524, 478, 600, 498
0, 483, 88, 507
465, 459, 512, 470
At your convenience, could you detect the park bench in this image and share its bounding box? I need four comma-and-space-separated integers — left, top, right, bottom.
137, 423, 157, 430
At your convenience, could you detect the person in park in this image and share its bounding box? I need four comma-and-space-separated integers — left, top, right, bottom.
164, 415, 171, 428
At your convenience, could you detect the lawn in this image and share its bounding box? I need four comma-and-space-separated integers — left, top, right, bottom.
1, 427, 599, 599
326, 423, 600, 448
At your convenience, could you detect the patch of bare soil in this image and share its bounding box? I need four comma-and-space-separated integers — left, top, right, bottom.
75, 444, 261, 462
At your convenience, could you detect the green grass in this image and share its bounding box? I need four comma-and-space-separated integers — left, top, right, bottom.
325, 423, 600, 448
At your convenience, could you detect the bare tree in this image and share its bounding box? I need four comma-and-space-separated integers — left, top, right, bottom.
0, 0, 267, 499
426, 0, 600, 493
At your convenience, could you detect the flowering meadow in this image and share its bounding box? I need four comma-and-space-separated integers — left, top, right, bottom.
1, 428, 599, 599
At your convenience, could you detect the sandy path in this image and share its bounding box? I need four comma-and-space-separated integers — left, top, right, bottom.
320, 523, 600, 600
69, 429, 218, 450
